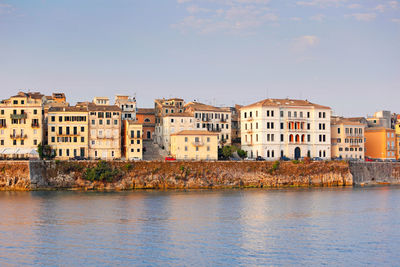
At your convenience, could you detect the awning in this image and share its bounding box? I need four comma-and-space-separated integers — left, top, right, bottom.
0, 148, 39, 156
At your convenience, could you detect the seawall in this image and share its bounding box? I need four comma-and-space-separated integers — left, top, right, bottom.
1, 160, 399, 190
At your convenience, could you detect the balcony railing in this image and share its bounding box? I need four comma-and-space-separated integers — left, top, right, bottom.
192, 141, 204, 146
0, 124, 6, 128
209, 128, 221, 132
10, 113, 27, 120
56, 133, 80, 137
10, 134, 27, 139
31, 123, 40, 128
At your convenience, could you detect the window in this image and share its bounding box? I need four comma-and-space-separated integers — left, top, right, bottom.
59, 116, 62, 122
114, 120, 118, 125
92, 120, 95, 125
51, 126, 55, 132
207, 146, 210, 151
185, 146, 188, 151
280, 134, 284, 142
51, 137, 55, 143
196, 147, 199, 151
99, 120, 103, 125
280, 111, 284, 117
0, 140, 4, 146
33, 139, 37, 145
280, 123, 284, 129
338, 128, 340, 134
33, 109, 37, 115
207, 137, 210, 142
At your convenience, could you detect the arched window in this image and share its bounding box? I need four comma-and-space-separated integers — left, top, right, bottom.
301, 135, 305, 143
295, 135, 300, 143
289, 134, 294, 143
144, 118, 150, 122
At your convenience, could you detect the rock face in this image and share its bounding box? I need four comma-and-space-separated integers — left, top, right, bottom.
0, 161, 30, 190
350, 162, 400, 185
25, 160, 353, 190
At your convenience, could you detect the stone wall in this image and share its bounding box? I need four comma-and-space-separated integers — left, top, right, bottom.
0, 161, 30, 190
349, 162, 400, 185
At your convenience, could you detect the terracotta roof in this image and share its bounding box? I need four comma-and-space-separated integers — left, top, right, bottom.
241, 98, 331, 110
137, 108, 155, 114
11, 92, 44, 100
331, 116, 366, 126
126, 120, 143, 126
48, 106, 88, 113
184, 102, 227, 112
164, 112, 193, 118
171, 130, 219, 136
76, 102, 121, 112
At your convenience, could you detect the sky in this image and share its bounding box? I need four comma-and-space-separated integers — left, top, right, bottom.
0, 0, 399, 117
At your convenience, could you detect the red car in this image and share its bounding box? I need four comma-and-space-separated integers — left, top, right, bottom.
165, 156, 176, 161
365, 157, 373, 162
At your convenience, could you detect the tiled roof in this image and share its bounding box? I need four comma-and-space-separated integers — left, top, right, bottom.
137, 108, 155, 114
241, 98, 331, 110
48, 106, 88, 112
164, 112, 193, 117
331, 116, 366, 126
184, 102, 228, 112
171, 130, 219, 136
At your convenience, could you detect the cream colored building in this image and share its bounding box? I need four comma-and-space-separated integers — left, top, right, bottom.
124, 120, 143, 160
161, 113, 195, 152
93, 97, 110, 106
170, 130, 218, 160
240, 98, 332, 160
154, 98, 185, 146
115, 95, 137, 120
47, 106, 89, 160
82, 102, 122, 160
0, 92, 46, 158
331, 116, 366, 160
184, 102, 232, 147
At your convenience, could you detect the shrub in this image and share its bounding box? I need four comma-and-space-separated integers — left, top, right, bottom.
237, 149, 247, 159
272, 160, 280, 171
83, 161, 122, 182
123, 163, 134, 172
292, 160, 300, 164
57, 161, 84, 173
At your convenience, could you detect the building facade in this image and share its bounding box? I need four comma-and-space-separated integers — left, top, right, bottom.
136, 108, 155, 140
124, 120, 143, 160
240, 99, 332, 160
161, 113, 195, 152
184, 102, 232, 148
47, 106, 89, 160
0, 92, 46, 158
115, 95, 137, 120
170, 130, 218, 160
365, 127, 396, 160
84, 103, 122, 160
331, 116, 366, 160
154, 98, 185, 146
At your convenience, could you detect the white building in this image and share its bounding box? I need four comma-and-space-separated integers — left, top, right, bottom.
161, 113, 195, 152
240, 98, 332, 160
115, 95, 137, 120
184, 102, 232, 148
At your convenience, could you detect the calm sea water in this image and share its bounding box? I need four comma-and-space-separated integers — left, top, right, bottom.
1, 187, 400, 266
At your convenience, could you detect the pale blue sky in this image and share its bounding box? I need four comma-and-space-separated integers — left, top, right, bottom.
0, 0, 399, 116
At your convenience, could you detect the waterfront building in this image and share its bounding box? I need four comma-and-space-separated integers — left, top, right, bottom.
81, 102, 122, 160
161, 113, 195, 153
231, 105, 242, 145
115, 95, 137, 120
170, 130, 218, 160
154, 98, 185, 146
43, 93, 69, 145
136, 108, 155, 140
184, 101, 232, 148
93, 97, 110, 106
123, 120, 143, 160
331, 116, 366, 160
0, 92, 46, 158
240, 98, 332, 160
365, 127, 396, 160
366, 110, 392, 129
47, 106, 89, 160
394, 122, 400, 160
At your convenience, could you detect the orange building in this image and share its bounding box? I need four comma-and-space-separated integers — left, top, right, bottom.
395, 123, 400, 160
136, 108, 155, 140
365, 127, 396, 160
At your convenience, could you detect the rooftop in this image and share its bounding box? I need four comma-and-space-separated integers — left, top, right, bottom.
241, 98, 331, 110
171, 130, 219, 136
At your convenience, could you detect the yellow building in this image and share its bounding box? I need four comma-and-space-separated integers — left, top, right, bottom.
365, 127, 396, 160
124, 120, 143, 160
0, 92, 46, 158
331, 117, 366, 160
395, 122, 400, 160
47, 106, 89, 160
170, 130, 218, 160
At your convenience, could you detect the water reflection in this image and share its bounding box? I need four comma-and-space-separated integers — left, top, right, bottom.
0, 187, 400, 266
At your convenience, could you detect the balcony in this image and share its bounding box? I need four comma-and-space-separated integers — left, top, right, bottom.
10, 134, 27, 139
56, 132, 80, 137
192, 141, 204, 147
31, 123, 40, 128
209, 128, 221, 132
0, 124, 6, 128
10, 113, 27, 120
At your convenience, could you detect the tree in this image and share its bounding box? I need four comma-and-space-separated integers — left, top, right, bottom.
237, 149, 247, 159
222, 146, 233, 159
37, 143, 55, 160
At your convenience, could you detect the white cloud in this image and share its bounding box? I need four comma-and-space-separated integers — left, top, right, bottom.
350, 13, 376, 21
292, 35, 320, 52
173, 0, 277, 34
347, 3, 361, 9
310, 14, 326, 21
388, 1, 399, 9
374, 4, 385, 12
296, 0, 347, 8
392, 18, 400, 23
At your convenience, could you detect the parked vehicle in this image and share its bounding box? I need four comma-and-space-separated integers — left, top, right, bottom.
71, 156, 86, 161
256, 156, 265, 161
229, 157, 241, 161
279, 156, 290, 161
165, 156, 176, 161
312, 157, 323, 161
244, 157, 256, 161
365, 157, 373, 162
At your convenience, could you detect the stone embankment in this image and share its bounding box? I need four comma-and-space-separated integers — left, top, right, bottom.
1, 160, 399, 191
1, 160, 352, 190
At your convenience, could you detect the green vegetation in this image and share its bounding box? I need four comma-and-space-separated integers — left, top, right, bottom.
56, 161, 85, 173
236, 149, 247, 159
218, 145, 247, 160
37, 143, 55, 160
83, 161, 122, 182
123, 163, 134, 172
291, 160, 300, 164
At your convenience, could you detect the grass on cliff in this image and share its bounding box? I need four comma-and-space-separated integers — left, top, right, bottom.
83, 161, 122, 182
